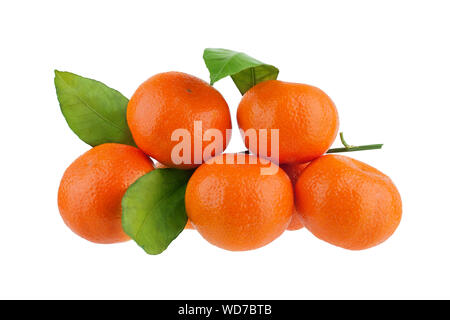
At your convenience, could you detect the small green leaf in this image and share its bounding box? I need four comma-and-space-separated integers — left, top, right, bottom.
54, 70, 136, 147
121, 168, 194, 255
203, 48, 279, 95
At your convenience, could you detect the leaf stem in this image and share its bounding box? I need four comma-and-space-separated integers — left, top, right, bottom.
339, 132, 353, 148
326, 144, 383, 153
326, 132, 383, 154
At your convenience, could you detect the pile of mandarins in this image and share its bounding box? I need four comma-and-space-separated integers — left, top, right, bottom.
58, 63, 401, 253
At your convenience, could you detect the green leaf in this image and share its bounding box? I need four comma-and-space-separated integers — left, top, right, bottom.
121, 168, 194, 255
54, 70, 136, 147
203, 48, 279, 95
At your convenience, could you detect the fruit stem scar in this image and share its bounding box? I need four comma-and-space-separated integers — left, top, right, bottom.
326, 132, 383, 154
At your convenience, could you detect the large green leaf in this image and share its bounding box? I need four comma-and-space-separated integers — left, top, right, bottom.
203, 48, 279, 95
121, 168, 194, 255
54, 70, 135, 146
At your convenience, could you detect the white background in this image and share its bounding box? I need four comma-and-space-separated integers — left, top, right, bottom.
1, 0, 449, 299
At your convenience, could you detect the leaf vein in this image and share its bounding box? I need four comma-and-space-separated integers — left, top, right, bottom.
56, 72, 128, 134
